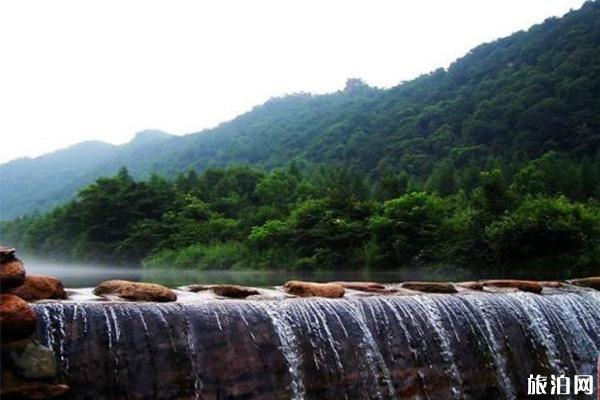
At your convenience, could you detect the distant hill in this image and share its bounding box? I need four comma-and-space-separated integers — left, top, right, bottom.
2, 1, 599, 220
0, 131, 177, 219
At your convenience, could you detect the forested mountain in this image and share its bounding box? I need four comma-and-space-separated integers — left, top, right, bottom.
2, 2, 600, 270
1, 1, 600, 221
0, 130, 177, 219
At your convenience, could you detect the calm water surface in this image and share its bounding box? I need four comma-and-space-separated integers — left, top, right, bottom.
24, 259, 600, 288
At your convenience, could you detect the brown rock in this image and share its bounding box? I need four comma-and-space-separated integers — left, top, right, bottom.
332, 281, 397, 294
187, 284, 212, 292
401, 281, 458, 293
568, 277, 600, 290
212, 285, 260, 298
93, 280, 177, 302
283, 281, 345, 298
481, 280, 543, 294
1, 369, 69, 400
1, 259, 26, 290
0, 246, 17, 260
0, 294, 37, 341
456, 281, 484, 291
9, 275, 67, 301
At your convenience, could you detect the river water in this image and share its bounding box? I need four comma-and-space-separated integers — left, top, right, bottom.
25, 259, 600, 288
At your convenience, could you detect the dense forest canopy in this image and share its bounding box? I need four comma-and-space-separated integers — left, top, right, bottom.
1, 1, 599, 220
1, 2, 600, 271
2, 161, 599, 270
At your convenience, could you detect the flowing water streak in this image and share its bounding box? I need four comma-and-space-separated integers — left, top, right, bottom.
132, 305, 161, 396
154, 304, 179, 353
180, 304, 203, 398
213, 309, 223, 331
36, 306, 55, 351
566, 293, 600, 342
29, 291, 600, 400
319, 301, 349, 338
262, 301, 306, 400
307, 301, 345, 373
101, 305, 121, 392
379, 297, 433, 399
292, 303, 321, 371
346, 298, 397, 399
56, 304, 69, 374
507, 293, 566, 376
236, 304, 257, 343
552, 293, 600, 378
536, 295, 585, 373
412, 295, 464, 399
459, 294, 516, 400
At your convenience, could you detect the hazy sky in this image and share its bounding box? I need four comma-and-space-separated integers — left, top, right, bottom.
0, 0, 586, 163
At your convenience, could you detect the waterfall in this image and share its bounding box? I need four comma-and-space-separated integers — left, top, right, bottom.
33, 291, 600, 399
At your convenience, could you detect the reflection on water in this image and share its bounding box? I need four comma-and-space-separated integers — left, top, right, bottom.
24, 259, 600, 288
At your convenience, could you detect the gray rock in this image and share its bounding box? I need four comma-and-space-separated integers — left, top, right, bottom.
3, 339, 58, 379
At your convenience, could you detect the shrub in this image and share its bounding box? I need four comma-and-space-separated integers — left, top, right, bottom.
142, 242, 244, 270
486, 196, 600, 266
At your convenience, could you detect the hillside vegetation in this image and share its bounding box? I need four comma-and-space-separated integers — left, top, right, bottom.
1, 2, 600, 271
1, 1, 599, 220
2, 163, 599, 270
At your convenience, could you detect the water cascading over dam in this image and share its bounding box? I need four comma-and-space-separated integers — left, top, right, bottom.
33, 291, 600, 399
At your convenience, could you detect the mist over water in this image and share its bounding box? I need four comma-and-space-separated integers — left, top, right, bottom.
23, 258, 600, 288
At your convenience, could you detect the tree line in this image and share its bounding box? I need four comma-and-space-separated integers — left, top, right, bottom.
2, 151, 599, 271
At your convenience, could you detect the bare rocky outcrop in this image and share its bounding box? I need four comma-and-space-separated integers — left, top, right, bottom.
401, 281, 458, 293
1, 369, 69, 400
0, 247, 69, 399
332, 281, 397, 294
9, 275, 67, 301
283, 280, 345, 298
2, 339, 58, 379
568, 276, 600, 290
456, 281, 484, 291
187, 284, 260, 298
94, 280, 177, 302
1, 248, 26, 290
481, 279, 543, 294
188, 284, 212, 292
0, 294, 38, 341
211, 285, 260, 298
539, 280, 563, 288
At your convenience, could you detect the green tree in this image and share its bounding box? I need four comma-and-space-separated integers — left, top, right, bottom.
486, 196, 600, 266
370, 192, 448, 266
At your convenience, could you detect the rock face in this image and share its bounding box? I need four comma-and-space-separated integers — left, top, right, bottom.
456, 281, 484, 291
568, 276, 600, 290
401, 281, 458, 293
283, 281, 345, 298
94, 280, 177, 302
0, 294, 37, 341
30, 291, 600, 400
188, 284, 212, 292
482, 279, 543, 294
332, 281, 397, 294
539, 280, 563, 288
2, 339, 58, 379
1, 369, 69, 400
0, 248, 69, 399
1, 259, 26, 290
9, 275, 67, 301
212, 285, 260, 298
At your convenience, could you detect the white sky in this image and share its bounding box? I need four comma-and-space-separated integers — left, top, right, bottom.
0, 0, 586, 163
